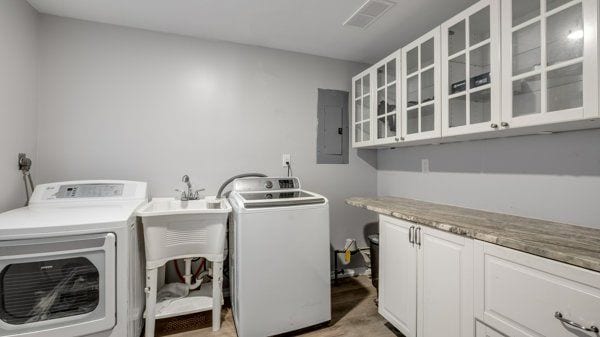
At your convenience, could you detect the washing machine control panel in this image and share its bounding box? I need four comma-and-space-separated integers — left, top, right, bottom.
233, 177, 300, 192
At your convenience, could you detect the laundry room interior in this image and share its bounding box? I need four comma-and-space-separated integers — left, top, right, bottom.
1, 0, 600, 336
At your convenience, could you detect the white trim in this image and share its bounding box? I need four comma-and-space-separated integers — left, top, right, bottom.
511, 16, 541, 33
546, 0, 583, 18
469, 38, 491, 51
512, 69, 542, 81
545, 57, 584, 72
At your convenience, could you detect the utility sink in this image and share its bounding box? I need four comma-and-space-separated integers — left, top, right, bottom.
137, 197, 232, 268
137, 197, 231, 217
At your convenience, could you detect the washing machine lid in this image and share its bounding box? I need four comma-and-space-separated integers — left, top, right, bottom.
237, 190, 326, 208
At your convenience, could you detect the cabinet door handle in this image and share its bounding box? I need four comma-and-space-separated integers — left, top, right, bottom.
554, 312, 598, 333
415, 227, 421, 246
408, 226, 415, 244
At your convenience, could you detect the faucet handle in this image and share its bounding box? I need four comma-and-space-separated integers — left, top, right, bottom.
194, 188, 205, 198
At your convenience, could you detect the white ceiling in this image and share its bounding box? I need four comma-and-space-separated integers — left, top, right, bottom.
27, 0, 478, 64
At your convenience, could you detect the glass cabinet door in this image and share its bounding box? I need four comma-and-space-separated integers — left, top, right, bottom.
501, 0, 598, 127
442, 0, 500, 136
402, 29, 441, 141
374, 52, 401, 144
352, 71, 372, 146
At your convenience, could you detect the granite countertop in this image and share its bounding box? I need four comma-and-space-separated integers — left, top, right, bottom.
346, 196, 600, 273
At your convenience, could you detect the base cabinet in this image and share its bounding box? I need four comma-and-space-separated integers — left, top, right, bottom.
378, 215, 474, 337
379, 215, 600, 337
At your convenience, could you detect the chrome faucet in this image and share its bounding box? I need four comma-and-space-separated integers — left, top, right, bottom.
176, 175, 205, 201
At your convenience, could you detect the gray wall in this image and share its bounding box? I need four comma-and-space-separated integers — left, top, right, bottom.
36, 15, 378, 249
0, 0, 38, 212
378, 129, 600, 228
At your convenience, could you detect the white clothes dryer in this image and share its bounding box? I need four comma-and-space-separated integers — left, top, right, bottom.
0, 180, 147, 337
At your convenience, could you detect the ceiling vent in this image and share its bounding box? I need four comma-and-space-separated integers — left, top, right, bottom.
343, 0, 396, 29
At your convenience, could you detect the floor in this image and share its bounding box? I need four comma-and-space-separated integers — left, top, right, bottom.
155, 276, 403, 337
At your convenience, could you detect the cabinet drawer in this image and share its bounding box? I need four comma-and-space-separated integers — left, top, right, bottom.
475, 242, 600, 337
475, 320, 507, 337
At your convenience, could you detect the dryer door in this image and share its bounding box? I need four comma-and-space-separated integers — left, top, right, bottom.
0, 233, 116, 337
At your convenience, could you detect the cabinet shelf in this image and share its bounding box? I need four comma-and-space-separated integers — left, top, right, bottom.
512, 16, 541, 33
470, 83, 491, 94
377, 81, 396, 90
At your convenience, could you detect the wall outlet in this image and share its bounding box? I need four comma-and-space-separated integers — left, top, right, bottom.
282, 154, 291, 167
421, 158, 429, 173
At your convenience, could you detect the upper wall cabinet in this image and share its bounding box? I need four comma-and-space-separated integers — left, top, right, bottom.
373, 51, 402, 145
351, 0, 600, 149
501, 0, 599, 129
401, 28, 442, 141
352, 69, 373, 147
442, 0, 502, 136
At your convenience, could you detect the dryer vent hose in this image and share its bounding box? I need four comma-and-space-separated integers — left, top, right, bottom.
216, 172, 267, 199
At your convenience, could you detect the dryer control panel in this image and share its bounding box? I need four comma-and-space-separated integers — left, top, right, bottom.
30, 180, 148, 204
56, 183, 124, 198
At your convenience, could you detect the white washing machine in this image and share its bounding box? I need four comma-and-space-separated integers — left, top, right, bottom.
0, 180, 147, 337
228, 177, 331, 337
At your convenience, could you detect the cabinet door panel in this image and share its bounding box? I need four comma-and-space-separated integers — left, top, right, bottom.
442, 0, 501, 137
352, 70, 374, 148
379, 215, 417, 337
501, 0, 599, 128
475, 242, 600, 337
372, 51, 402, 146
401, 28, 442, 142
418, 227, 474, 337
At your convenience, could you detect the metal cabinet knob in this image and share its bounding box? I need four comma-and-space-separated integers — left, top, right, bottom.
490, 123, 498, 129
501, 122, 509, 127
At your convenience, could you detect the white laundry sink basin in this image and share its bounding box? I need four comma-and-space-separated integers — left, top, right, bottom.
136, 197, 231, 217
137, 197, 231, 268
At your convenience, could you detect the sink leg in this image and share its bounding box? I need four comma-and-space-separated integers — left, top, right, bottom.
184, 258, 192, 286
145, 268, 158, 337
212, 261, 223, 332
